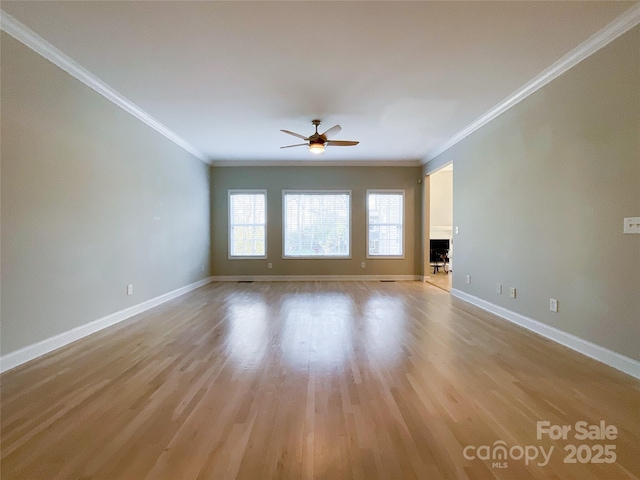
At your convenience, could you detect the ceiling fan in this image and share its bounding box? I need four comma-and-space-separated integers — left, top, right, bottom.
280, 119, 359, 154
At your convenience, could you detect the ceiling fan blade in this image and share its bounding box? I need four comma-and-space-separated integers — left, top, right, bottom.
280, 129, 308, 140
326, 140, 359, 146
321, 125, 342, 139
280, 143, 308, 149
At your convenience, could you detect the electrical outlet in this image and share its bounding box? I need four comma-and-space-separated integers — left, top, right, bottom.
496, 284, 502, 294
361, 262, 366, 269
550, 298, 558, 312
127, 284, 133, 295
623, 217, 640, 234
268, 262, 273, 269
466, 275, 471, 284
455, 226, 459, 235
509, 287, 516, 299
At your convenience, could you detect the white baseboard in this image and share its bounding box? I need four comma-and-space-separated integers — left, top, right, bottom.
212, 274, 420, 282
0, 277, 214, 373
450, 289, 640, 380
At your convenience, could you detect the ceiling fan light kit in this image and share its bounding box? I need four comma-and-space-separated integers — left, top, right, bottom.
308, 141, 325, 154
281, 119, 359, 155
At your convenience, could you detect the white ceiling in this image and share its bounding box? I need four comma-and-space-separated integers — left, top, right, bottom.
2, 1, 637, 165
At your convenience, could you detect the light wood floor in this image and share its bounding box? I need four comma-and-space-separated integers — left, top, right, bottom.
424, 270, 452, 292
1, 281, 638, 480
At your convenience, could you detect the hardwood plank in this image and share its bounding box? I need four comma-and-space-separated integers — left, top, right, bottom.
1, 281, 638, 479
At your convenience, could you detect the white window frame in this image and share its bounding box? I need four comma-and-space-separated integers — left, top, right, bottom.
228, 189, 267, 259
282, 190, 352, 259
366, 189, 405, 259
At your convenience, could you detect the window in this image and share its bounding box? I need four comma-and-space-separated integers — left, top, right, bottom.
283, 191, 350, 258
228, 190, 266, 258
367, 190, 404, 257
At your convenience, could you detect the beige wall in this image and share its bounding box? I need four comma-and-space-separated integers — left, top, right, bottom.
429, 168, 453, 239
211, 166, 422, 277
426, 26, 640, 360
1, 33, 211, 355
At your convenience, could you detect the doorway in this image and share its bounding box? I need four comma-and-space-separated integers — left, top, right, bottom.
425, 164, 453, 291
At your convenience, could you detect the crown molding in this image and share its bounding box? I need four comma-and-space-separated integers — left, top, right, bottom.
423, 3, 640, 164
210, 159, 422, 167
1, 11, 210, 164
